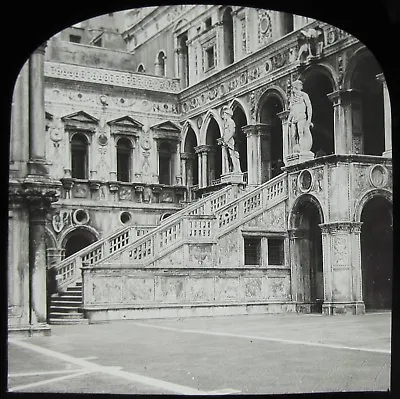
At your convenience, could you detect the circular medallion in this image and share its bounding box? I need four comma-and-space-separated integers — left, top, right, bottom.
298, 169, 313, 193
98, 134, 108, 146
140, 137, 151, 150
260, 16, 271, 34
369, 164, 388, 188
73, 209, 90, 225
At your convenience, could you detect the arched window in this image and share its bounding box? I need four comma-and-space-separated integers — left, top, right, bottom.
157, 51, 166, 76
117, 137, 132, 182
71, 133, 88, 179
137, 64, 145, 73
158, 141, 172, 185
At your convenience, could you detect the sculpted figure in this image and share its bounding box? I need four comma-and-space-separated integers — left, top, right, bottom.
297, 26, 324, 63
221, 107, 241, 173
288, 80, 313, 153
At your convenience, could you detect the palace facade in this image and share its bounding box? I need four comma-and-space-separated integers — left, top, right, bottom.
8, 5, 392, 335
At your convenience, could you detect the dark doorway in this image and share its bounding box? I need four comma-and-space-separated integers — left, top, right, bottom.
232, 106, 247, 173
205, 118, 222, 185
361, 197, 392, 310
64, 231, 96, 258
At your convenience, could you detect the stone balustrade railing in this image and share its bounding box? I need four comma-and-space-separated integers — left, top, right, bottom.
214, 172, 287, 237
52, 225, 155, 292
89, 185, 233, 266
45, 61, 181, 93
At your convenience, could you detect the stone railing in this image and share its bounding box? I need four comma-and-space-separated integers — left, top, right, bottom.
91, 185, 233, 266
45, 61, 181, 93
214, 172, 288, 237
52, 225, 156, 292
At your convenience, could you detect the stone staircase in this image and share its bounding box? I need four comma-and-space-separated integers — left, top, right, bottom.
48, 281, 88, 325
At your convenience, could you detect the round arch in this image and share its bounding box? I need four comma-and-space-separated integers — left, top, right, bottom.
256, 86, 287, 122
353, 188, 392, 223
342, 46, 373, 91
45, 226, 58, 249
59, 225, 100, 250
288, 193, 325, 230
299, 62, 339, 92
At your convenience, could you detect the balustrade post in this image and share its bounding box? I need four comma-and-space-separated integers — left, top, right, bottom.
376, 73, 392, 157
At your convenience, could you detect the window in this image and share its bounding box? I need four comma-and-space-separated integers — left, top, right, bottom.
137, 64, 145, 73
244, 238, 261, 265
283, 13, 294, 34
268, 239, 284, 265
159, 141, 172, 185
157, 51, 166, 76
69, 35, 81, 43
71, 133, 88, 179
117, 138, 132, 182
205, 17, 212, 30
206, 46, 215, 70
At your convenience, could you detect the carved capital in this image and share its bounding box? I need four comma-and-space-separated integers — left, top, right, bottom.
195, 144, 213, 154
277, 110, 290, 122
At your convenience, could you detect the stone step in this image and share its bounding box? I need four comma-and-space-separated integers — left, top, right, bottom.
51, 302, 81, 308
49, 311, 84, 319
66, 287, 83, 293
49, 318, 89, 325
50, 306, 81, 313
51, 298, 82, 304
61, 291, 82, 297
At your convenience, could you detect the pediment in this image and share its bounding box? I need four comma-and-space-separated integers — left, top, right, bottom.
61, 111, 99, 124
45, 112, 54, 120
107, 116, 143, 129
151, 120, 181, 133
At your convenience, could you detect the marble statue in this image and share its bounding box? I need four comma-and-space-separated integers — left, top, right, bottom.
288, 80, 313, 153
297, 26, 324, 63
221, 106, 241, 173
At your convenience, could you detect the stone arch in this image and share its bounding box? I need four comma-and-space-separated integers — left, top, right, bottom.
45, 226, 58, 249
256, 86, 287, 122
59, 225, 100, 250
288, 193, 325, 230
342, 46, 371, 91
229, 98, 250, 122
181, 120, 200, 152
299, 62, 339, 92
353, 188, 392, 223
173, 18, 189, 33
200, 109, 223, 144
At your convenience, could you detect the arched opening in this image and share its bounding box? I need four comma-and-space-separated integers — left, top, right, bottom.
177, 33, 189, 88
292, 196, 324, 313
158, 141, 173, 185
116, 137, 132, 182
350, 53, 385, 155
137, 64, 145, 73
303, 72, 334, 157
184, 127, 199, 186
360, 196, 392, 311
232, 105, 247, 174
71, 133, 88, 179
205, 118, 223, 185
64, 229, 97, 258
259, 94, 284, 181
222, 7, 234, 65
156, 51, 166, 76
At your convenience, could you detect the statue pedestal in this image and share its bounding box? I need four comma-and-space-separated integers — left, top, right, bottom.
285, 151, 314, 166
220, 172, 244, 184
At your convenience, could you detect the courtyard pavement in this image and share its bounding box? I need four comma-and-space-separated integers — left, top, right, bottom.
7, 312, 392, 394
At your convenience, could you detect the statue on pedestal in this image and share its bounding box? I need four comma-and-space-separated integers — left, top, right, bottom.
220, 106, 242, 173
297, 26, 324, 64
288, 80, 313, 153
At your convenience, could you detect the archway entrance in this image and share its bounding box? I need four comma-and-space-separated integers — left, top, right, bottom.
205, 118, 222, 185
292, 196, 324, 313
360, 196, 392, 311
64, 229, 97, 258
232, 105, 247, 174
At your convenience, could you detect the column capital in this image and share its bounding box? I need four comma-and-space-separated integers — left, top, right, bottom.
242, 123, 272, 137
180, 152, 196, 160
319, 221, 363, 234
195, 144, 213, 153
326, 89, 362, 106
288, 228, 308, 239
277, 110, 290, 122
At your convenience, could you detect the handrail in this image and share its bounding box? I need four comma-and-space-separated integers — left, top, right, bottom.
96, 185, 234, 265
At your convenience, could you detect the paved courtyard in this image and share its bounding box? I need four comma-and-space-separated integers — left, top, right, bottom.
8, 312, 391, 394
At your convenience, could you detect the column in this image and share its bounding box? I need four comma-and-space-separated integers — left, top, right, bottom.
277, 110, 290, 165
319, 222, 365, 315
260, 124, 272, 183
208, 147, 216, 183
181, 153, 188, 186
376, 73, 392, 157
174, 141, 182, 185
28, 42, 48, 176
201, 151, 208, 187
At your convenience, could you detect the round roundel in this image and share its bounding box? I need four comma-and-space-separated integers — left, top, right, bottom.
369, 164, 388, 188
298, 170, 313, 193
98, 134, 108, 146
73, 209, 90, 225
260, 16, 271, 34
120, 211, 132, 224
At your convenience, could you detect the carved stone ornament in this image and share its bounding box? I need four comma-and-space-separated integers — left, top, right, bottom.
298, 169, 313, 193
140, 137, 152, 150
98, 134, 108, 146
369, 164, 388, 188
